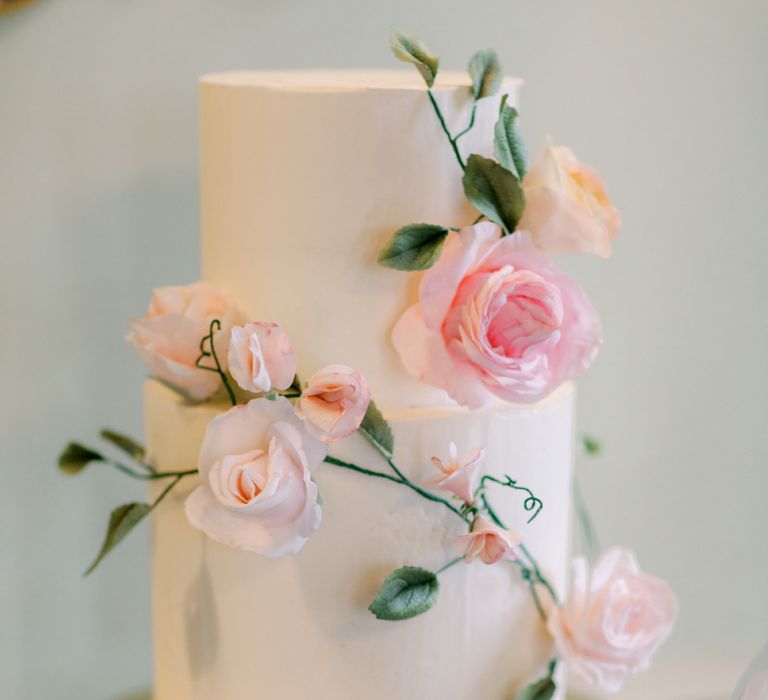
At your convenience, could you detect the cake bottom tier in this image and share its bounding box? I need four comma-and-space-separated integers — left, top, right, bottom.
146, 380, 574, 700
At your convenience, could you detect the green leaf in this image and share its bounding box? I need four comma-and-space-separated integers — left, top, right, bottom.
58, 442, 103, 475
579, 434, 602, 456
377, 223, 449, 271
462, 154, 525, 234
358, 399, 395, 459
494, 95, 527, 179
100, 429, 146, 462
468, 49, 502, 100
85, 502, 152, 575
389, 28, 439, 88
369, 566, 439, 621
518, 675, 556, 700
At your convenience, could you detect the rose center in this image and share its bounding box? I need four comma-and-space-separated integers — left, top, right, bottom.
484, 270, 563, 359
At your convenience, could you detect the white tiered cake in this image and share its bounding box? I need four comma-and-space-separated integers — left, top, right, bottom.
146, 71, 575, 699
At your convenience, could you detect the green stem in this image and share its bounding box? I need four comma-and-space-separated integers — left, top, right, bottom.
480, 488, 559, 610
324, 455, 467, 521
427, 89, 466, 171
195, 319, 236, 406
105, 459, 198, 481
479, 474, 543, 524
573, 475, 600, 561
453, 102, 477, 142
436, 556, 464, 575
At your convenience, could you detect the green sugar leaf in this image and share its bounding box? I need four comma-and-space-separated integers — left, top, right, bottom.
369, 566, 439, 621
358, 399, 395, 459
462, 154, 525, 234
100, 429, 146, 462
468, 49, 502, 100
518, 675, 557, 700
377, 223, 449, 271
494, 95, 527, 179
58, 442, 103, 475
84, 502, 152, 576
389, 29, 439, 88
580, 434, 602, 455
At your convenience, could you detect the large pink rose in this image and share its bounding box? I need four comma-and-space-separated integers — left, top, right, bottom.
185, 397, 327, 557
519, 144, 621, 258
295, 365, 372, 443
547, 547, 678, 692
227, 322, 297, 394
392, 223, 602, 408
127, 281, 239, 401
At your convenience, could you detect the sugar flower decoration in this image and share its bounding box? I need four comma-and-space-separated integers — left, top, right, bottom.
185, 397, 327, 557
393, 223, 602, 408
453, 515, 522, 565
426, 442, 485, 503
227, 321, 297, 394
547, 547, 678, 692
295, 365, 372, 443
127, 281, 239, 401
520, 143, 621, 258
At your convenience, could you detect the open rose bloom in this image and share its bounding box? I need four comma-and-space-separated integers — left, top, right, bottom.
547, 547, 678, 692
185, 397, 327, 557
393, 223, 602, 408
520, 144, 621, 258
127, 281, 239, 401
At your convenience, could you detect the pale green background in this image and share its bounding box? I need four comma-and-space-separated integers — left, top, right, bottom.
1, 1, 766, 699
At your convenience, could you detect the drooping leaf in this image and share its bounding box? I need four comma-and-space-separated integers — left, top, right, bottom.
389, 28, 439, 88
468, 49, 502, 100
358, 399, 395, 459
85, 502, 152, 576
58, 442, 103, 475
377, 224, 449, 271
494, 95, 527, 179
462, 154, 525, 234
518, 675, 557, 700
100, 429, 146, 462
369, 566, 439, 621
579, 434, 602, 456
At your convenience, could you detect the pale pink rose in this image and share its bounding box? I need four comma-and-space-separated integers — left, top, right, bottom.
227, 322, 297, 394
426, 442, 485, 503
392, 223, 602, 408
295, 365, 372, 443
520, 144, 621, 258
185, 397, 327, 557
453, 516, 522, 565
547, 547, 678, 692
127, 281, 239, 401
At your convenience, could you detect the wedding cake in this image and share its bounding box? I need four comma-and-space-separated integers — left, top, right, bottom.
60, 31, 677, 700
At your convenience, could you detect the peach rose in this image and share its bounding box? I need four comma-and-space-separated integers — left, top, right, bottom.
519, 144, 621, 258
453, 515, 521, 564
392, 223, 602, 408
127, 281, 239, 401
547, 547, 678, 692
185, 397, 327, 557
295, 365, 372, 443
227, 322, 297, 394
426, 442, 485, 503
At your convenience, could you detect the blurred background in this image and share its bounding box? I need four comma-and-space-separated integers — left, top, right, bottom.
1, 1, 766, 698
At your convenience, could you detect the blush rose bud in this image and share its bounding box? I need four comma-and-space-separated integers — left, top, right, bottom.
295, 365, 372, 443
227, 321, 297, 394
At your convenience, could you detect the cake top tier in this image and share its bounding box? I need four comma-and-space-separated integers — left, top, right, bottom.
200, 70, 521, 409
200, 69, 522, 92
